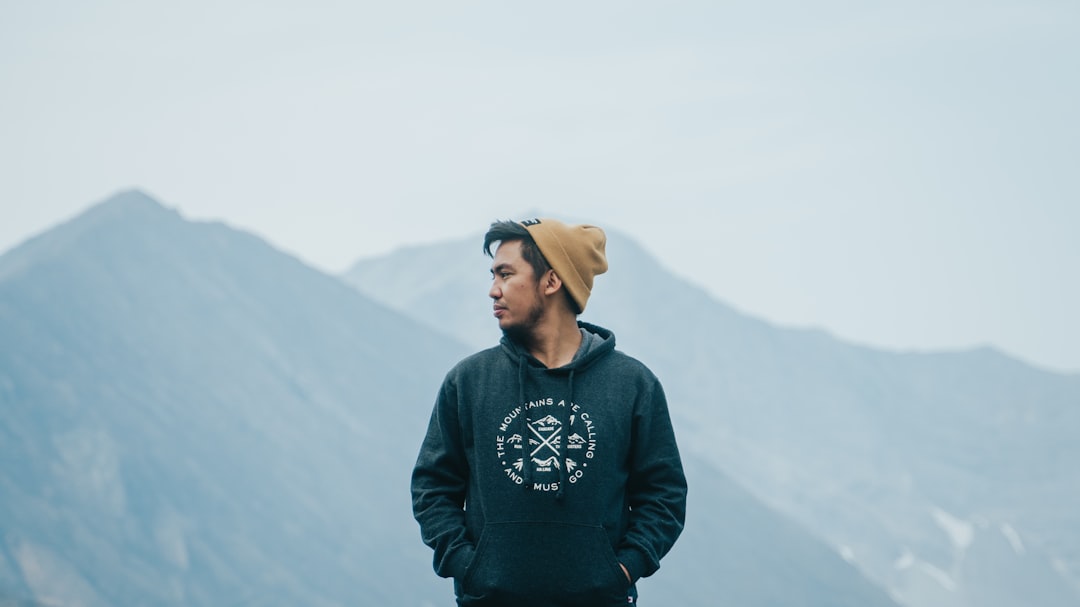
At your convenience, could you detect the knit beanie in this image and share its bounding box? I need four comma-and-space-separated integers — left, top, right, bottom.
520, 218, 608, 313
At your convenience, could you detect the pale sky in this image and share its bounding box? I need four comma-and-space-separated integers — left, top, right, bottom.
2, 1, 1078, 372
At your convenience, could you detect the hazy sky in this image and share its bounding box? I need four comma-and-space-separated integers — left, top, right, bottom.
2, 1, 1078, 372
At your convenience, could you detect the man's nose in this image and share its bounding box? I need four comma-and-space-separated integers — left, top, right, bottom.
489, 281, 500, 300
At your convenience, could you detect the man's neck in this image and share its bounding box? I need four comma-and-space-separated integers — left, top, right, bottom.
523, 314, 582, 369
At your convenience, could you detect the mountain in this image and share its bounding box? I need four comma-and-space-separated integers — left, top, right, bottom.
343, 227, 1080, 607
0, 191, 469, 605
0, 191, 899, 606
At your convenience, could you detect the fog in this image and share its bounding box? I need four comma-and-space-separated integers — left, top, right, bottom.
2, 0, 1078, 372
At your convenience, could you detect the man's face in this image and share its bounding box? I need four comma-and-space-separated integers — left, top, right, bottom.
489, 240, 545, 339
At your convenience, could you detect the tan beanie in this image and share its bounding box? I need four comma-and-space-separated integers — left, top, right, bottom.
520, 218, 608, 313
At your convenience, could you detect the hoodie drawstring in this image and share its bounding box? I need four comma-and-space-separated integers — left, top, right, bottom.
516, 352, 577, 500
555, 369, 575, 500
518, 353, 532, 491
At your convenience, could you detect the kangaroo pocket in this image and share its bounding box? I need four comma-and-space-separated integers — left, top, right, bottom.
461, 521, 627, 606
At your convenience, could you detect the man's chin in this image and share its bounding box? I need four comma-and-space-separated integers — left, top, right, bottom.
500, 322, 533, 345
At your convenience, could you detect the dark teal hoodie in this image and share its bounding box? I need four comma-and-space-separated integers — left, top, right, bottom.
412, 322, 687, 606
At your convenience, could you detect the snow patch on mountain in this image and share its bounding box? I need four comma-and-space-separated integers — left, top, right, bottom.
932, 507, 973, 552
1001, 523, 1026, 556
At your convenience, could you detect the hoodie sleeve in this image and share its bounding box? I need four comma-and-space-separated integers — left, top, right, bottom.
615, 376, 688, 583
411, 376, 475, 579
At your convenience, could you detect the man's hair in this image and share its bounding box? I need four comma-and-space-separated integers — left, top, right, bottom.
483, 221, 552, 279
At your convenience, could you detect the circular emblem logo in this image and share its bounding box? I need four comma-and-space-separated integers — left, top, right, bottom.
495, 397, 599, 492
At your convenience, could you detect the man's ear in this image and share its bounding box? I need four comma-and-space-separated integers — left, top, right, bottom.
541, 269, 563, 297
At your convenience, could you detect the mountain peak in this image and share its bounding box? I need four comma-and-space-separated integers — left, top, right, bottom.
83, 188, 179, 222
0, 189, 181, 282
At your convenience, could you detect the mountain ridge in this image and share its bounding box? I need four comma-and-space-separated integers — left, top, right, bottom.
346, 233, 1073, 377
1, 191, 902, 606
1, 190, 471, 605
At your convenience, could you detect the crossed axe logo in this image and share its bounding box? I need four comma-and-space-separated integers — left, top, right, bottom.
528, 418, 562, 466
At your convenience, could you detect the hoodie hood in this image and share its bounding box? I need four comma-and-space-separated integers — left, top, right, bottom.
498, 321, 615, 372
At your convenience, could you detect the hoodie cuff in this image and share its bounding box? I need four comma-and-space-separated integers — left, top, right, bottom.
445, 544, 476, 579
615, 547, 652, 584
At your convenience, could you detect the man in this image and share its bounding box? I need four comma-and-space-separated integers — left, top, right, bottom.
411, 218, 687, 606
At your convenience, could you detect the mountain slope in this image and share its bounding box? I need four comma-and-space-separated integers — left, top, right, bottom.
1, 191, 900, 607
0, 191, 469, 606
0, 191, 904, 606
344, 228, 1080, 607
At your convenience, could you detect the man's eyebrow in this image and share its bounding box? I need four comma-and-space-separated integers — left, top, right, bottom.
490, 263, 511, 275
